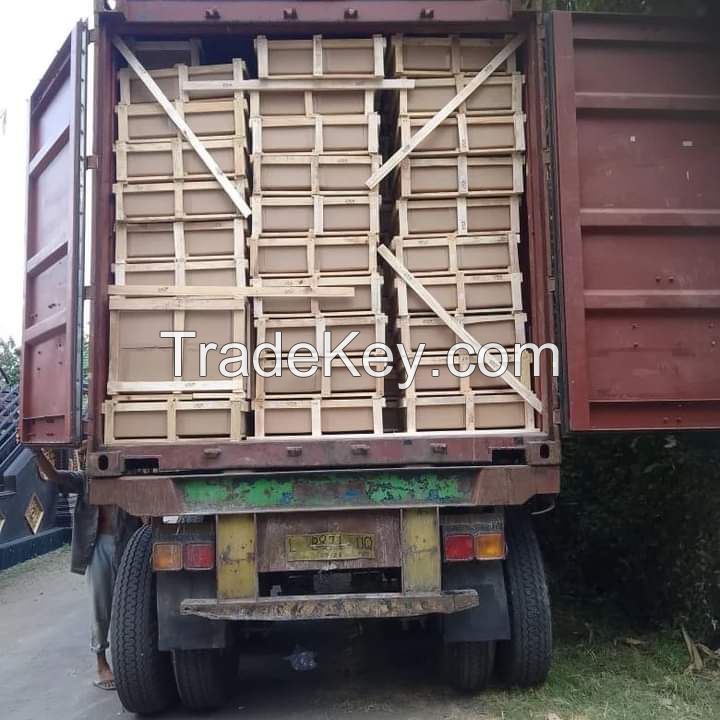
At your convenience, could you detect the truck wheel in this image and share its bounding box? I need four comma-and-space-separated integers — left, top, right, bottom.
173, 648, 237, 711
443, 640, 495, 692
111, 525, 177, 714
495, 509, 552, 687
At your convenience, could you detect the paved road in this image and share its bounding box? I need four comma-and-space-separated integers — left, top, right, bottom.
0, 547, 495, 720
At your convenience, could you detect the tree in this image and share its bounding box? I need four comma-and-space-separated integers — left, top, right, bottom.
0, 337, 20, 386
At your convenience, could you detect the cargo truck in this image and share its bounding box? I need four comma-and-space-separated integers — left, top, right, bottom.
19, 0, 719, 713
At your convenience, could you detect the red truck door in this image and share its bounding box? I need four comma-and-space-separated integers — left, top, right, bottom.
19, 21, 88, 446
550, 11, 720, 431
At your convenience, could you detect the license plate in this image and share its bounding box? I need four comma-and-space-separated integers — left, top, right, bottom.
286, 532, 375, 562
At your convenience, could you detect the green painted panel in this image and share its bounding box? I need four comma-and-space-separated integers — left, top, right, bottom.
180, 470, 474, 513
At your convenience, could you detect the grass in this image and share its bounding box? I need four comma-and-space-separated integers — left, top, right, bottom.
480, 599, 720, 720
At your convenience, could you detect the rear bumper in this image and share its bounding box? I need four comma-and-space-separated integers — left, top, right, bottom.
181, 590, 479, 621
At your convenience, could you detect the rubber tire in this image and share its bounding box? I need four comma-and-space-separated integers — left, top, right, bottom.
111, 525, 178, 714
495, 509, 552, 687
443, 641, 495, 693
172, 648, 237, 711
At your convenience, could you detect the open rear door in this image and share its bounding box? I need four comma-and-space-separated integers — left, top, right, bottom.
20, 21, 88, 445
549, 11, 720, 431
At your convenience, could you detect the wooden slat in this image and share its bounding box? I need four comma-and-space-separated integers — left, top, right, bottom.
112, 38, 251, 218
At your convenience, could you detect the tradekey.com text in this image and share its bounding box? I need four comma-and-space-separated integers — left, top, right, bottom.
160, 330, 559, 388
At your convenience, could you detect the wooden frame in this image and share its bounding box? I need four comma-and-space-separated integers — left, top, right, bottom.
249, 89, 375, 118
400, 351, 531, 399
255, 314, 388, 355
394, 272, 523, 316
115, 219, 246, 263
103, 393, 249, 444
118, 59, 246, 104
127, 38, 202, 69
116, 98, 247, 144
115, 137, 247, 183
394, 73, 524, 118
113, 257, 247, 288
113, 40, 251, 219
107, 296, 248, 395
254, 356, 386, 399
395, 196, 521, 237
253, 154, 382, 196
250, 114, 380, 155
251, 195, 380, 237
391, 35, 517, 77
252, 274, 383, 317
396, 154, 524, 198
396, 113, 525, 157
254, 396, 386, 438
390, 233, 520, 276
114, 179, 249, 223
250, 234, 379, 277
256, 35, 385, 79
395, 313, 527, 354
401, 391, 534, 433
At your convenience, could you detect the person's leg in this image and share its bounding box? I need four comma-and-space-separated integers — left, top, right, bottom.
87, 534, 117, 687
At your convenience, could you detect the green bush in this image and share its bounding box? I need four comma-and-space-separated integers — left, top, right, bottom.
538, 433, 720, 639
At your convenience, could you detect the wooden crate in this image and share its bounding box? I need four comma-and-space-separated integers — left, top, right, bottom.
394, 74, 523, 117
256, 35, 385, 78
117, 98, 246, 143
118, 60, 246, 104
255, 356, 386, 399
390, 233, 519, 275
395, 272, 523, 315
114, 257, 247, 288
396, 155, 524, 198
395, 196, 521, 236
253, 154, 381, 195
390, 35, 517, 77
255, 397, 386, 437
103, 393, 248, 444
255, 314, 387, 354
397, 114, 525, 157
249, 89, 375, 118
126, 39, 202, 69
250, 114, 380, 154
115, 138, 247, 183
401, 391, 534, 433
400, 351, 531, 398
252, 274, 383, 316
251, 195, 380, 237
114, 179, 248, 223
116, 219, 246, 263
107, 296, 248, 394
250, 234, 379, 277
395, 313, 526, 353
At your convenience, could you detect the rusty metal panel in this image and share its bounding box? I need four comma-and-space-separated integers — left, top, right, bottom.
256, 510, 400, 572
113, 1, 512, 27
20, 21, 88, 445
550, 12, 720, 431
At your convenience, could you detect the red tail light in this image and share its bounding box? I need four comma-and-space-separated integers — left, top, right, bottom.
443, 533, 475, 561
183, 542, 215, 570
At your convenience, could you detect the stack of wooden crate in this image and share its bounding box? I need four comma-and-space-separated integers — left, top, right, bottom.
388, 35, 534, 433
250, 35, 388, 437
105, 51, 252, 444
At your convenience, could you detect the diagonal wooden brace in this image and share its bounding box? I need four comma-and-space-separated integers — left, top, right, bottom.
378, 245, 542, 413
112, 38, 252, 219
366, 34, 526, 189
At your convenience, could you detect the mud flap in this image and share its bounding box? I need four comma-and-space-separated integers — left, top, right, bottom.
441, 561, 510, 643
157, 571, 228, 651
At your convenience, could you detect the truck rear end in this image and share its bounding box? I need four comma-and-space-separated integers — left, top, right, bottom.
19, 0, 720, 713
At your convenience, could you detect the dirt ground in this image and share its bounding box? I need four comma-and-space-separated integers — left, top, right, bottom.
1, 546, 718, 720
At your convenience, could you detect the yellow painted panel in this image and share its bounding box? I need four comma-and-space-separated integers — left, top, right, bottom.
401, 507, 440, 592
216, 514, 257, 599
